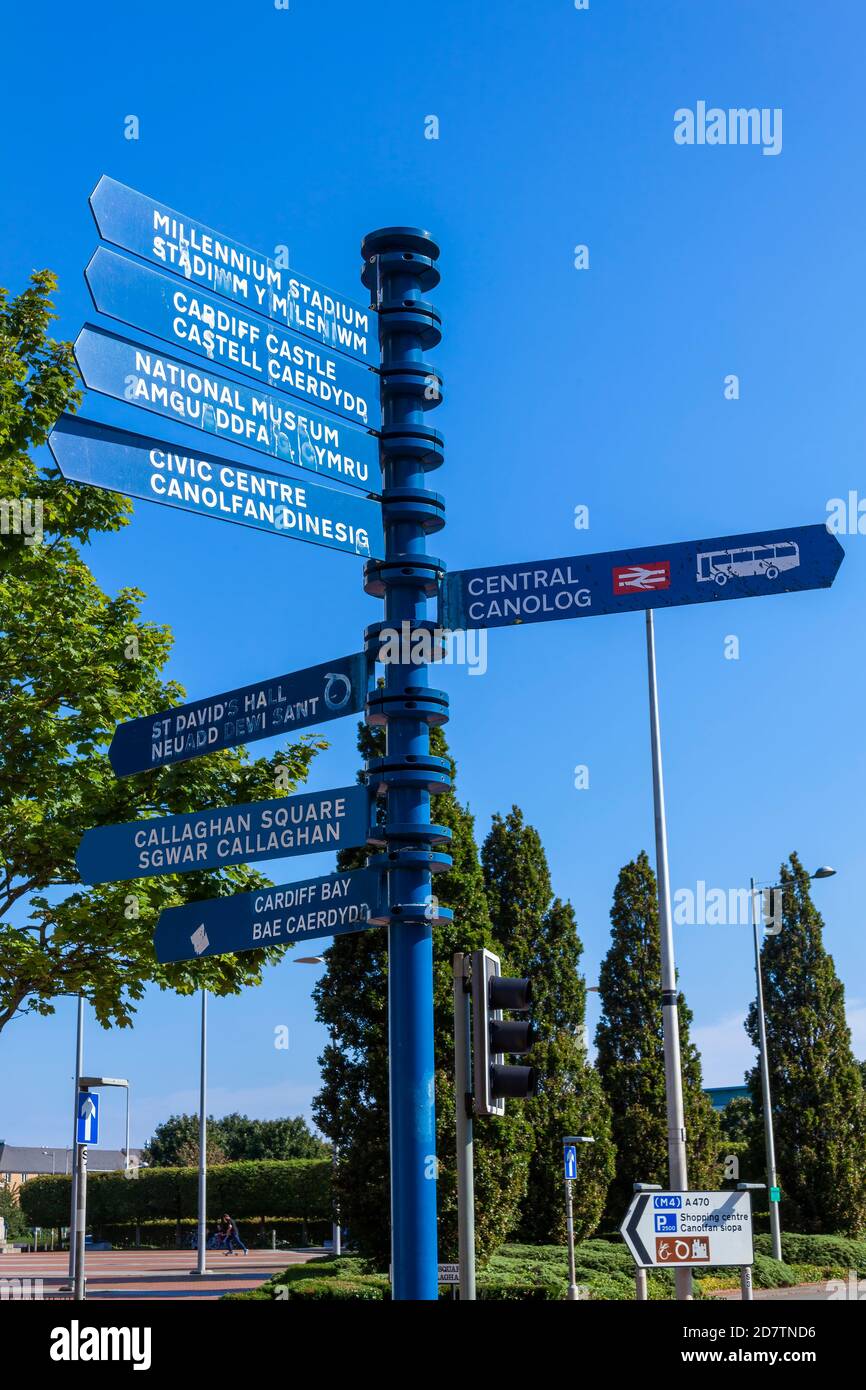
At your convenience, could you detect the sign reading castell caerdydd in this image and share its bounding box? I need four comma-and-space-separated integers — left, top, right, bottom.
109, 652, 367, 778
89, 175, 375, 365
441, 525, 844, 630
75, 325, 379, 491
76, 786, 370, 885
85, 246, 379, 428
620, 1191, 754, 1269
48, 416, 383, 559
153, 866, 384, 963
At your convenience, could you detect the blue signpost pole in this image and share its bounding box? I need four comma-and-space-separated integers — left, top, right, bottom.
361, 227, 450, 1300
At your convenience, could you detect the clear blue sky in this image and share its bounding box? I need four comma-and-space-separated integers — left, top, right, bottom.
3, 0, 865, 1152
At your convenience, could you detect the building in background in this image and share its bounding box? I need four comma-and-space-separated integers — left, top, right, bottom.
0, 1143, 141, 1193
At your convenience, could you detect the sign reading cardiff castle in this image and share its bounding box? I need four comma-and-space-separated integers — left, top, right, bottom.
109, 652, 367, 777
76, 786, 370, 884
75, 326, 379, 491
49, 416, 383, 559
90, 176, 375, 364
85, 247, 379, 428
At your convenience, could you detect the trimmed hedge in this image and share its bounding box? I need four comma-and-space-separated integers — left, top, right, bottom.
19, 1159, 331, 1229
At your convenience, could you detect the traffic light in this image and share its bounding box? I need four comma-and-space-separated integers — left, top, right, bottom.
470, 948, 536, 1116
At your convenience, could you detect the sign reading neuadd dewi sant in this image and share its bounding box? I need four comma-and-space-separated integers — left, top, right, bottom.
76, 786, 370, 885
153, 867, 383, 964
85, 247, 379, 428
440, 525, 845, 630
48, 416, 382, 559
75, 326, 378, 492
90, 176, 375, 364
109, 652, 367, 778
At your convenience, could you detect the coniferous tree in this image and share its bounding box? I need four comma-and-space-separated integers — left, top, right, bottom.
744, 853, 866, 1236
313, 724, 531, 1268
482, 807, 614, 1242
595, 852, 721, 1224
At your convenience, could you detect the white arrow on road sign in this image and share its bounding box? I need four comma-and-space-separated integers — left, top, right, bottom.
77, 1092, 99, 1145
620, 1190, 754, 1268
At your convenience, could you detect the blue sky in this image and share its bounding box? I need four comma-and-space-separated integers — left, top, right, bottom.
3, 0, 865, 1152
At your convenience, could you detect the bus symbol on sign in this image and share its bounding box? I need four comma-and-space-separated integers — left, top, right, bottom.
696, 541, 800, 586
613, 561, 670, 594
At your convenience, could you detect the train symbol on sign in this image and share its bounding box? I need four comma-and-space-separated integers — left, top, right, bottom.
612, 562, 670, 594
696, 541, 800, 586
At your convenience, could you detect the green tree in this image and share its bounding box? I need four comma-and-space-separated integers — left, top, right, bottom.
745, 853, 866, 1235
143, 1112, 327, 1166
0, 272, 325, 1034
595, 852, 721, 1223
313, 723, 531, 1268
482, 807, 614, 1242
0, 1184, 30, 1240
719, 1094, 756, 1145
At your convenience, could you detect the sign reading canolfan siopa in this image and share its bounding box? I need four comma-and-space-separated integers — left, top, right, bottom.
440, 525, 844, 630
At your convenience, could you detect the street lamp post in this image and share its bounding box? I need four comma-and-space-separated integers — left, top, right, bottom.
74, 1076, 129, 1302
748, 865, 835, 1262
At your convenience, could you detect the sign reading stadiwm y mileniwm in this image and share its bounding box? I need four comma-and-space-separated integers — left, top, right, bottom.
75, 325, 379, 492
76, 786, 371, 885
89, 175, 375, 364
85, 246, 379, 428
109, 652, 367, 778
48, 416, 383, 559
153, 867, 384, 963
440, 525, 844, 630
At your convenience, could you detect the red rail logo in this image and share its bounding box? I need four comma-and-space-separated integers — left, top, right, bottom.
613, 561, 671, 594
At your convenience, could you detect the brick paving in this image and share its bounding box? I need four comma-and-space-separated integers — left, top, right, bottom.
0, 1247, 319, 1301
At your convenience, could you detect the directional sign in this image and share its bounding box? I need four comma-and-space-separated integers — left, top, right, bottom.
109, 652, 367, 778
85, 246, 379, 428
620, 1191, 754, 1268
153, 866, 383, 963
440, 526, 844, 630
76, 786, 371, 885
76, 1091, 99, 1146
90, 176, 376, 365
75, 326, 379, 493
48, 416, 383, 559
563, 1145, 578, 1181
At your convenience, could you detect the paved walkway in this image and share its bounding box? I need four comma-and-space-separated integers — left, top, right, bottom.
0, 1248, 319, 1300
711, 1281, 834, 1301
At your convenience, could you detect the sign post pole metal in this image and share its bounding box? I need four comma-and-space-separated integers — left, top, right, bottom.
68, 995, 84, 1282
196, 989, 207, 1277
361, 226, 449, 1301
453, 953, 476, 1301
73, 1141, 87, 1302
750, 878, 783, 1261
740, 1264, 754, 1301
644, 610, 692, 1302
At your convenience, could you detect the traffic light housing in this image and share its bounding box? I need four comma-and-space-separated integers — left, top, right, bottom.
470, 948, 536, 1116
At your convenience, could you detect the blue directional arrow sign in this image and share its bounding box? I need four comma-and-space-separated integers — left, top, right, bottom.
440, 525, 844, 630
109, 652, 367, 778
76, 786, 371, 885
90, 175, 376, 365
75, 326, 379, 493
153, 866, 384, 963
563, 1144, 578, 1181
48, 415, 383, 559
85, 246, 380, 428
77, 1091, 99, 1146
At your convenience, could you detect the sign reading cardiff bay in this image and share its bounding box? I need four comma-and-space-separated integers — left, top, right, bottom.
49, 416, 383, 559
109, 652, 367, 777
76, 786, 370, 884
153, 867, 384, 964
75, 325, 379, 491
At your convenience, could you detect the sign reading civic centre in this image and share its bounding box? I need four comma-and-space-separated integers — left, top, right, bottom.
109, 652, 367, 778
48, 416, 383, 559
85, 246, 379, 428
76, 786, 371, 884
620, 1191, 754, 1269
153, 866, 384, 963
440, 525, 844, 630
90, 175, 375, 364
75, 326, 379, 492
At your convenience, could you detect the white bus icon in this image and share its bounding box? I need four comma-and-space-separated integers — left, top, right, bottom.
696, 541, 800, 586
